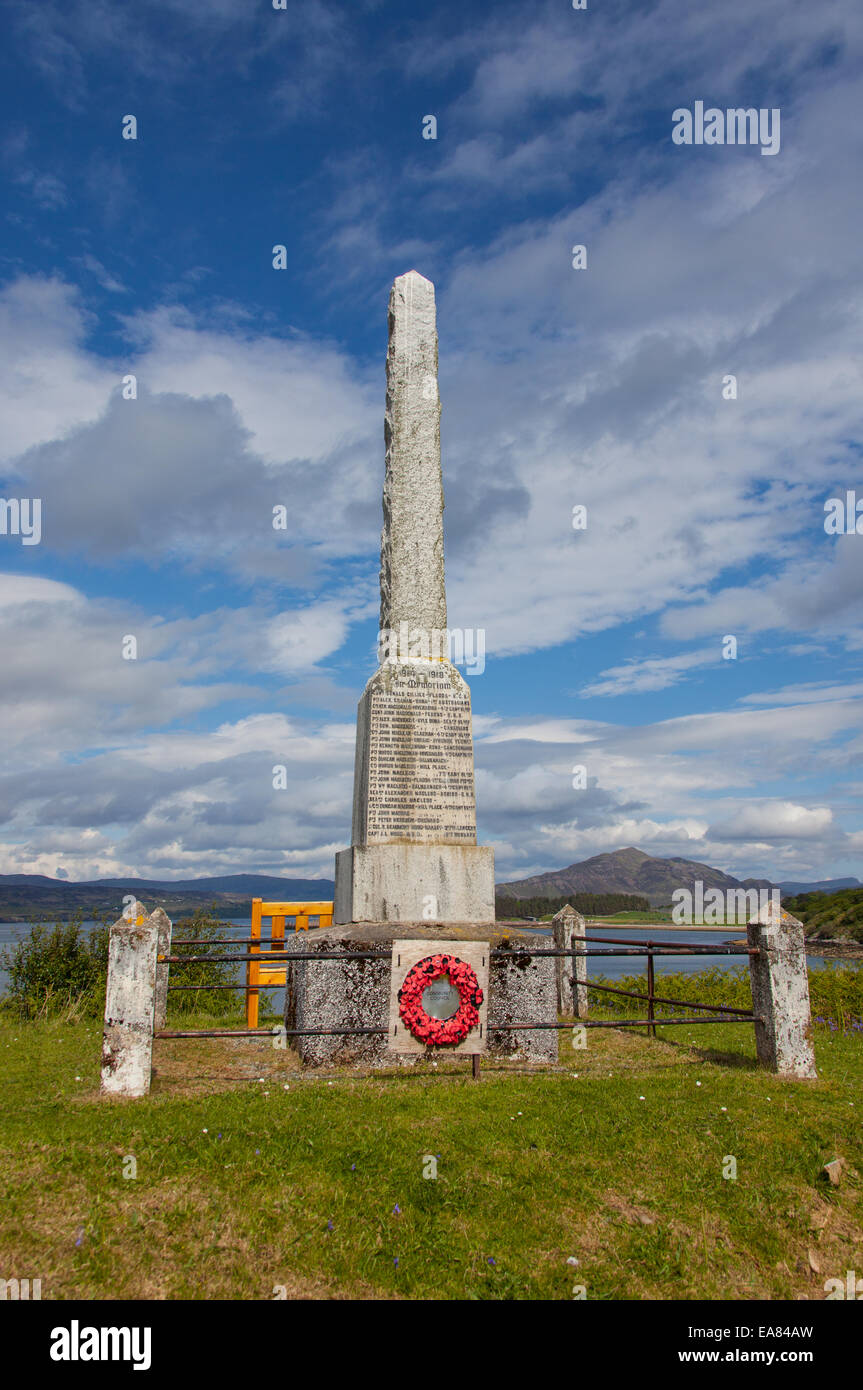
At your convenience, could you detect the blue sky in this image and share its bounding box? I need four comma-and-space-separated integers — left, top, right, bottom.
1, 0, 861, 885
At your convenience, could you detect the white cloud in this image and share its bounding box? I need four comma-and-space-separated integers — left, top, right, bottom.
128, 306, 377, 468
708, 802, 834, 842
741, 680, 863, 706
0, 277, 114, 462
580, 647, 719, 698
0, 573, 80, 608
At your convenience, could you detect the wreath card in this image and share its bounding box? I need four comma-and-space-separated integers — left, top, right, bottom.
389, 940, 489, 1055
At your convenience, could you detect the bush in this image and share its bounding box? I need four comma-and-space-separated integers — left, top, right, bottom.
167, 909, 245, 1017
784, 887, 863, 942
0, 916, 110, 1020
0, 906, 247, 1022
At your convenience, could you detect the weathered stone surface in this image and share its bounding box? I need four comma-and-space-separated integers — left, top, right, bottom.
100, 901, 159, 1098
151, 907, 172, 1032
380, 270, 446, 637
552, 904, 588, 1018
487, 934, 557, 1064
334, 844, 495, 924
747, 900, 817, 1080
284, 923, 556, 1066
334, 270, 494, 926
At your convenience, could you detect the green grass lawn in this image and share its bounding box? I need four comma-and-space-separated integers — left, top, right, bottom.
1, 1003, 861, 1301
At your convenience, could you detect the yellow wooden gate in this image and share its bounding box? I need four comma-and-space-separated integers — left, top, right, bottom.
245, 898, 334, 1027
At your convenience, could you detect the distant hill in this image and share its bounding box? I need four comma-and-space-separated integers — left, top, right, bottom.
497, 847, 772, 907
783, 887, 863, 942
0, 874, 335, 923
777, 877, 861, 896
88, 874, 333, 896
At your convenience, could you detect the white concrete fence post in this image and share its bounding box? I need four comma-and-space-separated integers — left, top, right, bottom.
151, 907, 172, 1033
100, 900, 159, 1098
552, 904, 588, 1018
747, 900, 817, 1080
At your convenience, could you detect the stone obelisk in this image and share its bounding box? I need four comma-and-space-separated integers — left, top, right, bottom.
334, 271, 495, 924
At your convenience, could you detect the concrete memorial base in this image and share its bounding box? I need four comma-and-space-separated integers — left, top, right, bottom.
334, 844, 495, 925
283, 922, 556, 1067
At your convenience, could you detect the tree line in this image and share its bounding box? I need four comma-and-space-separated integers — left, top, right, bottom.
783, 887, 863, 942
495, 892, 650, 919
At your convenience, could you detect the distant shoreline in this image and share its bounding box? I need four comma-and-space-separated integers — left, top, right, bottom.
509, 918, 863, 959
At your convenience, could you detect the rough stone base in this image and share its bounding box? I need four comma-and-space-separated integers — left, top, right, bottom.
284, 922, 556, 1067
333, 844, 495, 924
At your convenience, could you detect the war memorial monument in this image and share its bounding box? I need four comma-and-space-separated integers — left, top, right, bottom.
284, 270, 558, 1064
99, 273, 816, 1090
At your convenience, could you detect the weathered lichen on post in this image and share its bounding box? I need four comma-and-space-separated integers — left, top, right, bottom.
151, 906, 172, 1033
552, 903, 588, 1018
100, 900, 159, 1098
747, 900, 817, 1079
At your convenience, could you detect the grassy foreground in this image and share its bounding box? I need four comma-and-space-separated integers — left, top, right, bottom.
1, 1008, 861, 1301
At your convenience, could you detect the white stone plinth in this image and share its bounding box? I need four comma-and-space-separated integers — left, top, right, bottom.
334, 843, 495, 924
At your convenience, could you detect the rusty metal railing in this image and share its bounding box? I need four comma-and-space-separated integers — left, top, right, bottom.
156, 935, 761, 1073
493, 938, 759, 1036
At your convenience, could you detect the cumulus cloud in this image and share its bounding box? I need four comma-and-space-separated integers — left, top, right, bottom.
3, 293, 381, 581
0, 277, 114, 462
0, 574, 366, 774
707, 802, 834, 842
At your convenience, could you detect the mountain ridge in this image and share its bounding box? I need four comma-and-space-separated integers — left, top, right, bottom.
496, 847, 857, 907
0, 874, 335, 923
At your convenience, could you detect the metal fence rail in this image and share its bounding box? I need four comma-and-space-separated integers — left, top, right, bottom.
156, 934, 761, 1060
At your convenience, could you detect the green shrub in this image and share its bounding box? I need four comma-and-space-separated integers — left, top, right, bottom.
0, 907, 247, 1022
0, 916, 110, 1020
587, 963, 863, 1032
167, 909, 245, 1017
784, 887, 863, 941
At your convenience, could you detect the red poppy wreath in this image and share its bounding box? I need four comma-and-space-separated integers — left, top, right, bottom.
397, 953, 483, 1046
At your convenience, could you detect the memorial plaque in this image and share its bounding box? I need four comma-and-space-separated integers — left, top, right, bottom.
353, 662, 477, 846
422, 976, 462, 1019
